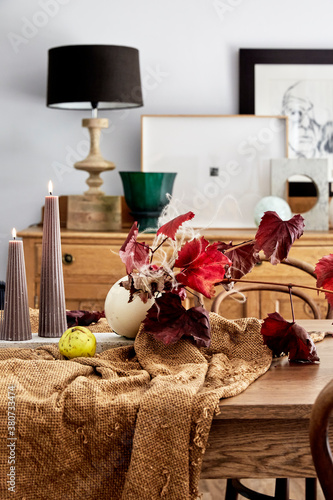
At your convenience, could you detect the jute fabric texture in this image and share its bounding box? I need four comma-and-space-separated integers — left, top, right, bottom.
0, 313, 272, 499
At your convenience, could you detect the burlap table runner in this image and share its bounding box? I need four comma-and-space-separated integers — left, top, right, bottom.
0, 313, 272, 499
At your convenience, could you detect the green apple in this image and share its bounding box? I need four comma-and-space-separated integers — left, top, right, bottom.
59, 326, 96, 359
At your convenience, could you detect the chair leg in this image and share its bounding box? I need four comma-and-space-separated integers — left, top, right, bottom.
305, 478, 317, 500
274, 478, 289, 499
224, 478, 290, 500
228, 479, 279, 499
225, 478, 239, 500
224, 477, 316, 500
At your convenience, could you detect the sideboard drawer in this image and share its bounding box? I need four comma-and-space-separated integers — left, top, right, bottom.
36, 244, 123, 277
33, 241, 125, 309
35, 282, 112, 311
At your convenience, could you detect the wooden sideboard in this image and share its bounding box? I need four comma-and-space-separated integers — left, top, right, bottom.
18, 226, 333, 319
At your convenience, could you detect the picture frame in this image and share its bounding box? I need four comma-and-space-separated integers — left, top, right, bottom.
141, 115, 287, 229
239, 49, 333, 180
271, 158, 329, 231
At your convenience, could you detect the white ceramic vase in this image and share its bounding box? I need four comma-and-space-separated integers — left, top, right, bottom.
104, 277, 155, 338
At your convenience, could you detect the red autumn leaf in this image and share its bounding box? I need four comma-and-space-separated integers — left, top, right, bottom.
261, 312, 319, 362
66, 310, 105, 328
156, 211, 195, 240
217, 241, 260, 280
119, 221, 150, 274
174, 237, 232, 298
143, 293, 211, 347
255, 211, 304, 265
315, 254, 333, 307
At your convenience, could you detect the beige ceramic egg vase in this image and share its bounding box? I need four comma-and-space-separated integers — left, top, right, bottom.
104, 277, 155, 339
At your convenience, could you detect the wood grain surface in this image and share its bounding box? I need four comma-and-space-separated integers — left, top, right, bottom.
201, 327, 333, 482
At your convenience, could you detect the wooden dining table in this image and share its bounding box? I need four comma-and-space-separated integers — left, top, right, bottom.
201, 319, 333, 481
1, 315, 331, 494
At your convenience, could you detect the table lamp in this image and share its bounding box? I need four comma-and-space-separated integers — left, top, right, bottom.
46, 44, 143, 230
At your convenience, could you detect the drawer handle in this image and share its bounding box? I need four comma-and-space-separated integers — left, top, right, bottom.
63, 253, 75, 265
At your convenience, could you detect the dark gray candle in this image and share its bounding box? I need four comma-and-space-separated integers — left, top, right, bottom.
0, 229, 32, 340
38, 182, 67, 337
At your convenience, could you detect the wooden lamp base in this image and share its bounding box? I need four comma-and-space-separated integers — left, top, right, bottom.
74, 117, 115, 196
68, 117, 121, 231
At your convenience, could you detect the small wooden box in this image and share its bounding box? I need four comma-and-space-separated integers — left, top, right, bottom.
67, 195, 122, 231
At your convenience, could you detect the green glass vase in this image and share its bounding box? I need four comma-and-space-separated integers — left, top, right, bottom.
119, 172, 177, 231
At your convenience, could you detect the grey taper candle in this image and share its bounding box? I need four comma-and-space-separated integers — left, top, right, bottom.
0, 229, 32, 340
38, 183, 67, 337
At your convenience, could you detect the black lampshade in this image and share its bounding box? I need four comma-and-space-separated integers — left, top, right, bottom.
47, 44, 143, 110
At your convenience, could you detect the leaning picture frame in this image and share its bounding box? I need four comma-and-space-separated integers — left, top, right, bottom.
141, 115, 287, 229
239, 49, 333, 180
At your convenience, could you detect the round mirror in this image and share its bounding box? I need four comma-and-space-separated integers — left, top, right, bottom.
287, 174, 318, 213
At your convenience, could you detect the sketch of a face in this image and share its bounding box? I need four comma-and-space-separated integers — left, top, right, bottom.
282, 81, 320, 157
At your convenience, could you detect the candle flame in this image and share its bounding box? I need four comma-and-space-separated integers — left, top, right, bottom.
12, 228, 16, 240
48, 180, 53, 195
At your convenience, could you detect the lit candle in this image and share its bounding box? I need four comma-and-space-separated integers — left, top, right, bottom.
38, 181, 67, 337
0, 228, 32, 340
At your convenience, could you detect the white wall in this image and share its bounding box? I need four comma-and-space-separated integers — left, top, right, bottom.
1, 0, 333, 279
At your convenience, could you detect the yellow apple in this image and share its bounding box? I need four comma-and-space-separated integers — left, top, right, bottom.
59, 326, 96, 359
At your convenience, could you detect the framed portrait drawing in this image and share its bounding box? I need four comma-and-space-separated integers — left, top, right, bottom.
141, 115, 287, 229
239, 49, 333, 180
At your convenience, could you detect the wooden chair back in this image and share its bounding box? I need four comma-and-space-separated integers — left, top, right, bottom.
211, 282, 321, 319
310, 379, 333, 499
211, 255, 328, 320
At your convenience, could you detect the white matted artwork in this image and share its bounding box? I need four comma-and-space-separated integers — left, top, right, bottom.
271, 158, 329, 231
141, 115, 287, 229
